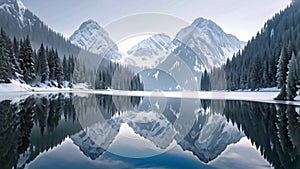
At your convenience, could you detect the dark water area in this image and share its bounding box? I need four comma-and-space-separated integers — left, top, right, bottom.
0, 93, 299, 169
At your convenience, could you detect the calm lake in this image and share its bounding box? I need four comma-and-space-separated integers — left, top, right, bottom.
1, 93, 299, 169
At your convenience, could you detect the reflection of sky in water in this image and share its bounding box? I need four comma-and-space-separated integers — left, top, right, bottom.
26, 124, 271, 169
107, 123, 176, 158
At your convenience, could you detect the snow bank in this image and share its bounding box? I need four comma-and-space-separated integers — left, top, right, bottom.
0, 79, 32, 92
235, 87, 280, 92
72, 90, 300, 106
0, 80, 299, 106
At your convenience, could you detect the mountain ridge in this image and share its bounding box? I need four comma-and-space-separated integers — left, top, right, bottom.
0, 0, 80, 58
69, 19, 121, 60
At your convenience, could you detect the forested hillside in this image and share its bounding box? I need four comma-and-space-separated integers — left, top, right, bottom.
0, 29, 75, 87
0, 0, 80, 58
0, 29, 144, 90
205, 1, 300, 100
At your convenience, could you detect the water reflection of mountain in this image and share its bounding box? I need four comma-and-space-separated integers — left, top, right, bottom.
1, 95, 300, 169
58, 98, 300, 168
70, 97, 243, 162
71, 94, 142, 160
179, 107, 243, 163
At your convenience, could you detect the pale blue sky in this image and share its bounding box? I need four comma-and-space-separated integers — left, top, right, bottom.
22, 0, 292, 41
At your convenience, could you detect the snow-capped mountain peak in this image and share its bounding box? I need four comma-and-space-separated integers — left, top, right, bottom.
70, 19, 121, 59
0, 0, 26, 10
191, 17, 244, 58
121, 33, 175, 68
192, 17, 221, 30
70, 19, 106, 50
78, 19, 101, 31
0, 0, 28, 26
16, 0, 26, 10
175, 17, 245, 68
127, 33, 174, 56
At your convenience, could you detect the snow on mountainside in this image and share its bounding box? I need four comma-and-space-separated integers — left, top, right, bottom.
179, 110, 244, 163
70, 20, 103, 49
121, 17, 244, 71
121, 34, 175, 68
69, 17, 243, 69
119, 111, 177, 149
126, 18, 244, 90
175, 17, 245, 67
71, 120, 120, 160
0, 0, 28, 27
70, 20, 121, 60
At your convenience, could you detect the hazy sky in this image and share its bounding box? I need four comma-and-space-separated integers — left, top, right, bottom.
22, 0, 292, 41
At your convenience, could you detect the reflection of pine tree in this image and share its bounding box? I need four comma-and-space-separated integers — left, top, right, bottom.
276, 105, 293, 155
0, 101, 19, 169
286, 105, 300, 155
34, 97, 49, 135
17, 98, 34, 154
95, 94, 142, 119
0, 95, 85, 168
47, 97, 62, 133
223, 101, 300, 169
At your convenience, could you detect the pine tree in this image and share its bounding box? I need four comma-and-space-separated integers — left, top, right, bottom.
54, 50, 63, 88
73, 58, 81, 84
38, 43, 49, 83
275, 85, 287, 100
296, 52, 300, 86
13, 37, 21, 77
262, 52, 270, 87
276, 47, 289, 89
250, 61, 260, 91
0, 29, 11, 83
20, 36, 35, 83
48, 48, 56, 80
1, 35, 20, 80
6, 40, 15, 79
67, 55, 75, 83
62, 55, 68, 81
201, 69, 211, 91
2, 31, 15, 80
286, 52, 298, 100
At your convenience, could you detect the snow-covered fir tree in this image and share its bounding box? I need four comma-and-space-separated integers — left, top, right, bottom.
286, 53, 298, 100
0, 30, 11, 83
20, 36, 35, 83
37, 43, 49, 83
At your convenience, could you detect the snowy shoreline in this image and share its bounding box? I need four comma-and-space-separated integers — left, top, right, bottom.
0, 80, 299, 105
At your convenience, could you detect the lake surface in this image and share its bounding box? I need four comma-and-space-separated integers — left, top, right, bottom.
1, 93, 300, 169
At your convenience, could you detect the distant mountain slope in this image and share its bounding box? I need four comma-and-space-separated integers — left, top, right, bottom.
0, 0, 80, 58
70, 20, 121, 60
121, 19, 244, 70
133, 18, 244, 90
121, 34, 175, 68
174, 17, 245, 69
